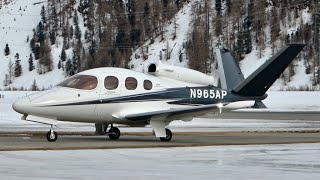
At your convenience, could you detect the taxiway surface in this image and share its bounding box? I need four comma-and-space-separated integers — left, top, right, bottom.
1, 132, 320, 151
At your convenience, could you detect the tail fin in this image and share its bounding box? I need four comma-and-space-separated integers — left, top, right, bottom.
216, 48, 267, 108
216, 48, 244, 89
232, 43, 305, 96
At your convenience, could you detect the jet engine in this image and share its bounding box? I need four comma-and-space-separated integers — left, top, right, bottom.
145, 62, 214, 85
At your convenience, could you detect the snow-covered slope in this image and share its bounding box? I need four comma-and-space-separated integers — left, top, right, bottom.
130, 1, 314, 91
0, 0, 65, 90
0, 0, 315, 91
129, 2, 193, 71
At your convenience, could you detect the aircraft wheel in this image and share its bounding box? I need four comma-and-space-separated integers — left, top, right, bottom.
160, 128, 172, 142
108, 127, 121, 140
46, 131, 58, 142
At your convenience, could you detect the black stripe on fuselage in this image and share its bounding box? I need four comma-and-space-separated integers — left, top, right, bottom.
41, 88, 187, 107
39, 86, 263, 107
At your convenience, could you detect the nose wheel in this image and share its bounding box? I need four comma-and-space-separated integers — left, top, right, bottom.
46, 126, 58, 142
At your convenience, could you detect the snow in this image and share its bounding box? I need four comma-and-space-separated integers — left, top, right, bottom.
0, 0, 66, 90
0, 0, 315, 91
129, 2, 194, 72
0, 143, 320, 179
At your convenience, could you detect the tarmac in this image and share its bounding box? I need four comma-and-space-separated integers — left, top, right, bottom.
1, 131, 320, 151
0, 111, 320, 151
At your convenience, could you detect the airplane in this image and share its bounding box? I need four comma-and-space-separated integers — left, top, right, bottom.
12, 43, 305, 142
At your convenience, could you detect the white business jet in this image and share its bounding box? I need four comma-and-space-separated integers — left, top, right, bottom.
12, 44, 305, 142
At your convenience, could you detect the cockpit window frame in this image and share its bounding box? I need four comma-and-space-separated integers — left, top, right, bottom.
57, 75, 98, 91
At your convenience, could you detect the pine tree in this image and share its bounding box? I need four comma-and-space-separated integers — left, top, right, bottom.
127, 0, 136, 26
30, 38, 35, 52
14, 60, 22, 77
143, 2, 150, 17
40, 5, 46, 24
244, 30, 252, 54
3, 74, 9, 87
130, 28, 141, 46
225, 0, 231, 12
58, 60, 62, 69
69, 26, 74, 39
72, 49, 80, 72
15, 53, 20, 60
60, 47, 66, 62
73, 10, 78, 26
31, 79, 39, 91
236, 32, 245, 59
49, 31, 56, 45
65, 59, 74, 76
34, 44, 40, 60
89, 40, 96, 58
28, 54, 34, 71
37, 22, 45, 44
4, 43, 10, 56
75, 24, 82, 41
215, 0, 222, 15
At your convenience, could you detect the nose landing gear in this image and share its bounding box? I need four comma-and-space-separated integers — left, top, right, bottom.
46, 125, 58, 142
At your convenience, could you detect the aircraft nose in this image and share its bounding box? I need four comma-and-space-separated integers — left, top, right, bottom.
12, 97, 31, 114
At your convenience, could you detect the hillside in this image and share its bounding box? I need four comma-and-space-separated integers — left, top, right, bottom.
0, 0, 318, 90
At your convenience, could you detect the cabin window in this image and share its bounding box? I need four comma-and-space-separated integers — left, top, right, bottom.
143, 80, 153, 90
125, 77, 138, 90
57, 75, 98, 90
105, 76, 119, 90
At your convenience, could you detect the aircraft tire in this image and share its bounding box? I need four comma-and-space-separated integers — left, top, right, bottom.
108, 127, 121, 140
160, 128, 172, 142
46, 131, 58, 142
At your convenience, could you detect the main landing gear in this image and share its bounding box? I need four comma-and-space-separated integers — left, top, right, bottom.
160, 128, 172, 142
46, 125, 58, 142
107, 124, 121, 140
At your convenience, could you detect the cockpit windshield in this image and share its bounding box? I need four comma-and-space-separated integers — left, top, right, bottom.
57, 75, 98, 90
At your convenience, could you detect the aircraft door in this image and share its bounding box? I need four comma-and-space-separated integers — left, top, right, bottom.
95, 73, 122, 118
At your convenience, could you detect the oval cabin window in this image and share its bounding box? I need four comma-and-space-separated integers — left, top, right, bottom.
105, 76, 119, 90
125, 77, 138, 90
57, 75, 98, 90
143, 80, 153, 90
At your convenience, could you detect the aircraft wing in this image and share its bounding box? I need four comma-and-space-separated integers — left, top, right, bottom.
124, 104, 220, 121
122, 104, 220, 137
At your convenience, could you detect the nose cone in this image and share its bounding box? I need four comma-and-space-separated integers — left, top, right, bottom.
12, 97, 31, 114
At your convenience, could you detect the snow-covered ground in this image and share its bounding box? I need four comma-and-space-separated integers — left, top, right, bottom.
0, 143, 319, 179
0, 91, 320, 132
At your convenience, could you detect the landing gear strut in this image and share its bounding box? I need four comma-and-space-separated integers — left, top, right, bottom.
46, 125, 58, 142
160, 128, 172, 142
108, 124, 121, 140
